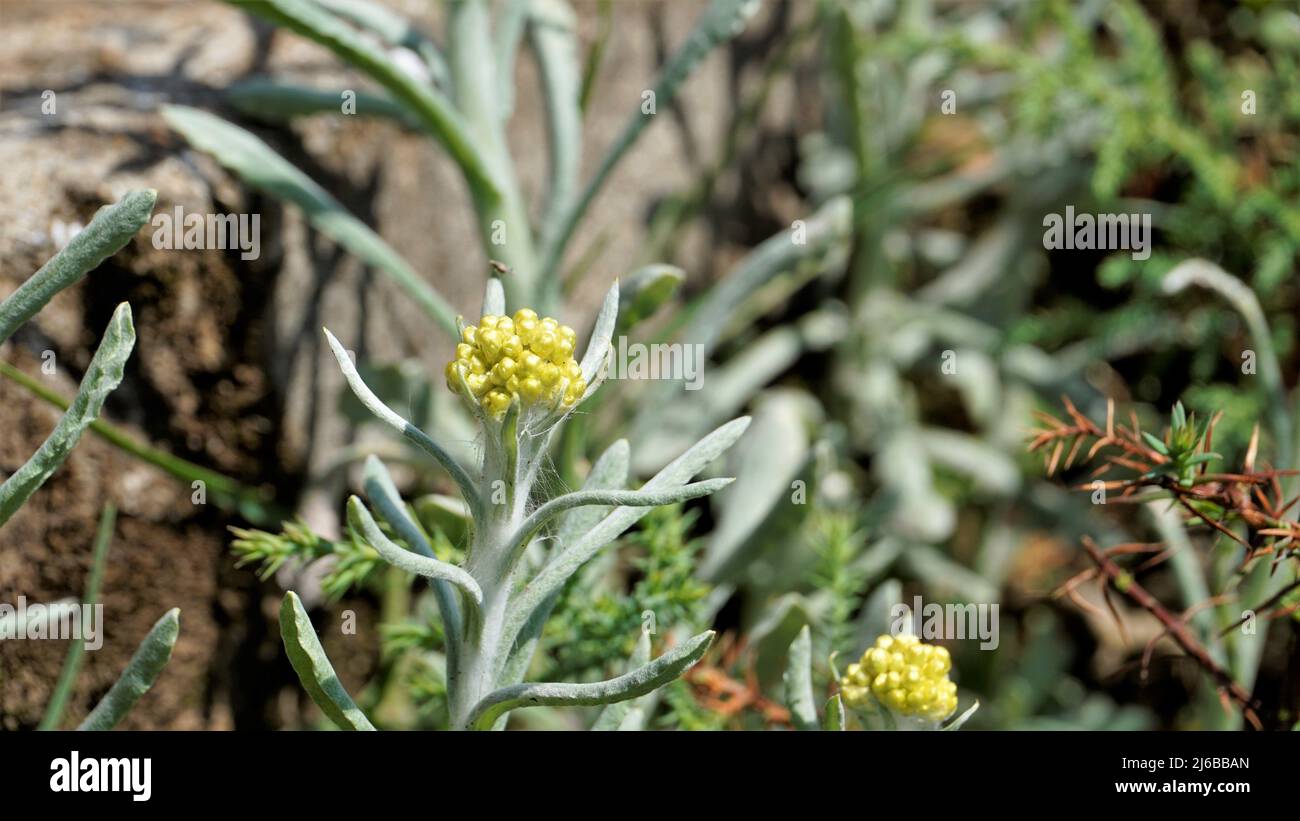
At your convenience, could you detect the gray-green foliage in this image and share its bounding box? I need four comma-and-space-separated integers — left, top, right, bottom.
169, 0, 763, 319
0, 190, 182, 730
0, 304, 135, 526
283, 281, 744, 729
77, 609, 182, 731
279, 591, 376, 730
0, 190, 155, 528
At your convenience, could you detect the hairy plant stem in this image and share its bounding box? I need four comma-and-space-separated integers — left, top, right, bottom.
449, 409, 551, 729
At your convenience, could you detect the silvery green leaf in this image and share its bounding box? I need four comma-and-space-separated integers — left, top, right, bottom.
942, 700, 980, 731
824, 693, 845, 731
0, 304, 135, 528
0, 190, 154, 345
481, 277, 506, 318
163, 106, 460, 338
538, 0, 765, 280
505, 479, 733, 565
363, 456, 464, 683
630, 325, 837, 474
556, 438, 629, 549
1147, 501, 1221, 661
944, 348, 1001, 430
324, 328, 482, 517
444, 0, 539, 305
227, 80, 417, 128
78, 609, 179, 731
347, 496, 482, 605
502, 417, 749, 650
579, 280, 619, 387
528, 0, 583, 273
699, 391, 812, 581
221, 0, 497, 196
591, 626, 652, 730
278, 592, 375, 730
467, 630, 714, 730
493, 0, 528, 120
784, 625, 817, 731
616, 264, 684, 331
314, 0, 447, 84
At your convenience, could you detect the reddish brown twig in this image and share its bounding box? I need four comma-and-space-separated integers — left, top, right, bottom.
1216, 577, 1300, 638
1079, 537, 1262, 730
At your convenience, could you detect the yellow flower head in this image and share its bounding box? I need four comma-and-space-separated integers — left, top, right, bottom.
839, 634, 957, 722
446, 309, 586, 417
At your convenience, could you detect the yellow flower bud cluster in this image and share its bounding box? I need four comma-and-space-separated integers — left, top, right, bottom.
840, 634, 957, 722
446, 309, 586, 417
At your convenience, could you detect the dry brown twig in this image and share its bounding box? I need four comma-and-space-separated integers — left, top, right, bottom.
1078, 537, 1262, 730
1032, 397, 1300, 730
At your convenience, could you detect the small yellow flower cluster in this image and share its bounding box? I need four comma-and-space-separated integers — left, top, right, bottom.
446, 309, 586, 417
840, 634, 957, 721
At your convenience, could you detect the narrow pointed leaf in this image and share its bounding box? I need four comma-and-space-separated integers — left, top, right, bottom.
539, 0, 764, 279
227, 80, 417, 127
163, 106, 459, 337
529, 0, 583, 269
362, 456, 463, 683
592, 627, 653, 730
468, 631, 714, 730
325, 328, 482, 517
504, 417, 750, 651
278, 592, 375, 730
0, 190, 154, 345
347, 496, 482, 605
942, 700, 980, 731
579, 280, 619, 386
0, 303, 135, 528
505, 479, 733, 564
78, 609, 180, 731
222, 0, 497, 195
784, 625, 817, 731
